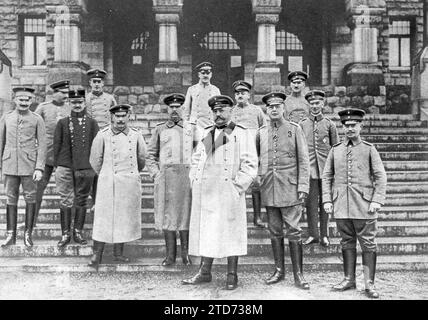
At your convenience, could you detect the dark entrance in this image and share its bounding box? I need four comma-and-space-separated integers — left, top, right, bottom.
104, 0, 157, 86
184, 0, 252, 96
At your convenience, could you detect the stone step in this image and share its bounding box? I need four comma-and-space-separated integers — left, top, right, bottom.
334, 120, 428, 128
383, 161, 428, 171
379, 152, 428, 161
0, 237, 427, 257
363, 127, 428, 135
2, 205, 428, 224
387, 171, 428, 181
2, 192, 428, 208
363, 135, 428, 143
375, 143, 428, 152
1, 220, 427, 240
0, 254, 427, 273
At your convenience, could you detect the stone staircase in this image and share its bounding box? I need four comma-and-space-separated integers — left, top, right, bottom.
0, 113, 427, 273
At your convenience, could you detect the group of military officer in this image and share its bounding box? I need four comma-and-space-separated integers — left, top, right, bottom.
0, 61, 387, 299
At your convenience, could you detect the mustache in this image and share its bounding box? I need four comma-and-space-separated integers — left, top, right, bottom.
215, 116, 225, 120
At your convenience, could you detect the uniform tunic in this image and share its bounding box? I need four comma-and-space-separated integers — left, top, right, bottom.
257, 118, 309, 207
34, 101, 70, 166
86, 91, 117, 129
231, 103, 266, 132
322, 138, 387, 220
182, 82, 221, 128
146, 119, 201, 231
0, 109, 46, 176
284, 94, 310, 123
299, 114, 339, 179
90, 126, 147, 243
188, 122, 258, 258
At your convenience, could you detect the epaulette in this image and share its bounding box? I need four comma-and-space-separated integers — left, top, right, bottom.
130, 127, 139, 132
362, 140, 373, 146
100, 127, 109, 132
236, 123, 247, 129
204, 124, 214, 129
333, 142, 342, 147
155, 121, 166, 127
289, 121, 299, 126
37, 101, 51, 106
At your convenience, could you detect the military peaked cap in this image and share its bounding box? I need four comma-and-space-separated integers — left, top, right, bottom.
110, 104, 132, 113
13, 86, 35, 97
208, 95, 234, 109
68, 89, 86, 99
164, 93, 185, 106
195, 61, 213, 71
87, 68, 107, 79
232, 80, 252, 92
305, 89, 325, 102
262, 92, 287, 105
288, 70, 308, 82
338, 108, 366, 124
50, 80, 70, 92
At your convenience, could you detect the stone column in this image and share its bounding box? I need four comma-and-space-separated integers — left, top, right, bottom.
47, 5, 87, 85
153, 0, 183, 91
345, 2, 385, 88
252, 2, 282, 93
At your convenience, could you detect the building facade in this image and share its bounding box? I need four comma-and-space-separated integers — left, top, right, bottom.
0, 0, 427, 116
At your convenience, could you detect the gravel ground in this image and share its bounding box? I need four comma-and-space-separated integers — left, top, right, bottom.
0, 269, 426, 300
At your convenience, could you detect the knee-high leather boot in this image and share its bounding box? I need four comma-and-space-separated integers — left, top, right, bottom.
57, 207, 72, 248
363, 251, 379, 299
1, 205, 18, 247
113, 243, 130, 262
332, 249, 357, 291
252, 191, 264, 228
226, 256, 238, 290
289, 240, 310, 290
24, 203, 37, 247
88, 240, 105, 271
73, 206, 87, 245
162, 230, 177, 266
179, 230, 192, 265
265, 237, 285, 285
181, 257, 213, 285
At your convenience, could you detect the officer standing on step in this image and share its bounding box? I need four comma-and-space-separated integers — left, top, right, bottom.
182, 95, 258, 290
322, 108, 387, 299
284, 71, 310, 123
85, 68, 117, 212
0, 87, 46, 247
53, 89, 99, 248
34, 80, 71, 226
257, 92, 310, 290
88, 104, 147, 271
182, 62, 221, 129
146, 93, 202, 267
299, 90, 339, 247
231, 80, 267, 228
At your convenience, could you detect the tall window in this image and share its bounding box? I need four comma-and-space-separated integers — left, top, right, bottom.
21, 16, 47, 66
198, 32, 240, 50
131, 31, 150, 65
389, 20, 412, 68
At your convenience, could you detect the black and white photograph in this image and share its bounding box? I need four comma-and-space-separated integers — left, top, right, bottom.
0, 0, 427, 306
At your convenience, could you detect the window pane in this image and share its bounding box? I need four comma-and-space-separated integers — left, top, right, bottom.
36, 36, 46, 65
389, 38, 399, 67
400, 38, 410, 67
23, 36, 34, 65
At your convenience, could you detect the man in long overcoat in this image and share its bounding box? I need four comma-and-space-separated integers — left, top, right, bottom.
88, 104, 147, 270
257, 92, 310, 290
181, 95, 258, 290
323, 108, 387, 299
299, 90, 339, 247
146, 93, 202, 266
0, 87, 46, 247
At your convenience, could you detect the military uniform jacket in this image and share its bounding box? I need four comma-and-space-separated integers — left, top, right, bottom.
146, 119, 202, 231
284, 94, 310, 123
257, 118, 309, 207
0, 109, 47, 176
182, 82, 220, 128
188, 122, 258, 258
53, 111, 99, 171
231, 103, 267, 132
299, 114, 339, 179
322, 138, 387, 219
86, 91, 117, 129
35, 101, 70, 166
90, 126, 147, 243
